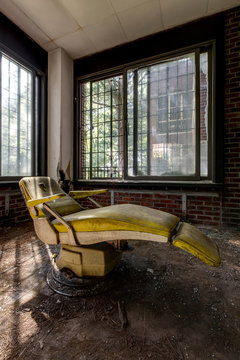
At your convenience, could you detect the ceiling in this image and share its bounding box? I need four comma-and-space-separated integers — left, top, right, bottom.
0, 0, 240, 60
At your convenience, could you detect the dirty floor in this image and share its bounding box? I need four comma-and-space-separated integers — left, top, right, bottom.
0, 221, 240, 360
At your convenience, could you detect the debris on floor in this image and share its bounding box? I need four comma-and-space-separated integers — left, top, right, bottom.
0, 221, 240, 359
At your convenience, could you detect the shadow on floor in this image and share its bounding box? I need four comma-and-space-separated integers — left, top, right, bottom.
0, 221, 240, 359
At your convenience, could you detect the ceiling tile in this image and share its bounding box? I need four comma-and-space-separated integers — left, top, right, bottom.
110, 0, 148, 13
207, 0, 240, 14
12, 0, 78, 40
118, 0, 163, 41
83, 15, 127, 52
1, 0, 240, 59
161, 0, 207, 29
59, 0, 114, 27
0, 0, 50, 44
54, 29, 97, 59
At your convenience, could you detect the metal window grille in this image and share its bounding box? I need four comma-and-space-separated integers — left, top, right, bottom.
80, 76, 124, 179
0, 54, 33, 176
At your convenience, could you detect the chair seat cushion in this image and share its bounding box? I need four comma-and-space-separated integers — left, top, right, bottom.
46, 195, 82, 216
52, 204, 180, 239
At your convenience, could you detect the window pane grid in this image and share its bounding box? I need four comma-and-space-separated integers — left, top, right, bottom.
137, 68, 148, 175
80, 76, 123, 179
127, 71, 134, 175
79, 47, 211, 181
200, 52, 209, 177
1, 55, 33, 176
127, 53, 199, 177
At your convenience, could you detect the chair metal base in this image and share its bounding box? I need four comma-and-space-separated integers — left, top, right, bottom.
46, 262, 117, 297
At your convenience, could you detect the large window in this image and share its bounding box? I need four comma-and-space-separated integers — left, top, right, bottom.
0, 53, 41, 178
0, 54, 33, 176
80, 75, 124, 179
78, 45, 213, 182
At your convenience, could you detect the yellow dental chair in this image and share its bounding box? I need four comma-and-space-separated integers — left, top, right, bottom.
19, 177, 220, 295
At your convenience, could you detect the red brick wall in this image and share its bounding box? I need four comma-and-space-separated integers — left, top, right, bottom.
187, 195, 221, 226
78, 190, 221, 227
0, 188, 30, 226
222, 6, 240, 227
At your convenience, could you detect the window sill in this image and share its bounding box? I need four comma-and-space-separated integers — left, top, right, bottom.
0, 177, 25, 190
75, 179, 223, 190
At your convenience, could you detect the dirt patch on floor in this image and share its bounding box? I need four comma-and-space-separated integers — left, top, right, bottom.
0, 221, 240, 359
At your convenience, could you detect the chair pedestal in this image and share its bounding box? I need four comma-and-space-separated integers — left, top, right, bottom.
46, 243, 122, 296
55, 242, 122, 277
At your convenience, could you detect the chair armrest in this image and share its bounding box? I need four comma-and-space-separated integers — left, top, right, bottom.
42, 202, 76, 245
26, 193, 66, 208
69, 189, 108, 199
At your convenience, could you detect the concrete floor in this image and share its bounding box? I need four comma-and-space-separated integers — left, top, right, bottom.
0, 221, 240, 359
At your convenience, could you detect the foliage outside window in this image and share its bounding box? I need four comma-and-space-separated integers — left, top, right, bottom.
80, 76, 124, 179
0, 53, 33, 177
79, 46, 212, 181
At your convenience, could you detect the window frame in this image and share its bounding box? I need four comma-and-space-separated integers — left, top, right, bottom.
78, 72, 124, 180
76, 41, 216, 184
0, 49, 46, 182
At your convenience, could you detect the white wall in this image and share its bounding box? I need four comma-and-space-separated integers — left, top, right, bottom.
48, 48, 73, 180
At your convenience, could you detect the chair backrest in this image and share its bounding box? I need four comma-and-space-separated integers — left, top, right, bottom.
19, 176, 82, 219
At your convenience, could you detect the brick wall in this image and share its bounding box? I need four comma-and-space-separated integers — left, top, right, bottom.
222, 7, 240, 227
0, 188, 30, 226
78, 189, 221, 227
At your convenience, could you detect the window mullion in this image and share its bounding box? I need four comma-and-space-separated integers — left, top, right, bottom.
31, 74, 36, 176
34, 75, 39, 175
167, 91, 170, 145
8, 60, 10, 173
28, 73, 31, 174
104, 81, 106, 178
0, 53, 2, 176
79, 83, 84, 179
97, 84, 99, 177
17, 67, 21, 175
195, 49, 200, 179
123, 70, 127, 179
147, 68, 150, 175
133, 70, 138, 176
208, 48, 213, 180
90, 82, 93, 179
110, 80, 113, 178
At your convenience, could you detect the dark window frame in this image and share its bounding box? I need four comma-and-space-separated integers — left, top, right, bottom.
0, 48, 46, 182
0, 12, 47, 184
76, 41, 216, 184
79, 73, 124, 180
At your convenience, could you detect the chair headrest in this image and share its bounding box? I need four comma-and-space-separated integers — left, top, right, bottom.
20, 176, 65, 200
